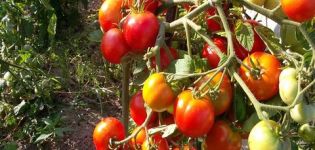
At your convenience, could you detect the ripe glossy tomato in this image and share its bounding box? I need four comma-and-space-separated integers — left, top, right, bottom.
142, 133, 169, 150
130, 127, 147, 149
100, 28, 129, 64
93, 117, 125, 150
99, 0, 123, 32
129, 91, 157, 126
151, 47, 179, 70
205, 7, 222, 32
205, 121, 242, 150
202, 36, 227, 68
248, 120, 289, 150
174, 90, 215, 137
123, 11, 159, 53
239, 52, 281, 101
195, 72, 233, 116
143, 73, 175, 112
281, 0, 315, 22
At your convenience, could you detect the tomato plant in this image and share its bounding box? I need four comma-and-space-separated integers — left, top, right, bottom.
93, 117, 125, 150
279, 67, 298, 105
205, 121, 241, 150
195, 72, 233, 116
151, 47, 179, 70
174, 90, 215, 137
281, 0, 315, 22
141, 133, 169, 150
129, 91, 157, 126
143, 73, 175, 112
298, 124, 315, 142
239, 52, 281, 101
99, 0, 123, 32
130, 127, 147, 149
125, 0, 159, 13
202, 36, 227, 68
100, 28, 129, 64
123, 11, 159, 53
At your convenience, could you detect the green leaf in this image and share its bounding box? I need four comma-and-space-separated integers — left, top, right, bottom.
166, 55, 194, 79
233, 85, 247, 122
255, 25, 283, 54
35, 133, 53, 143
47, 14, 57, 38
3, 142, 18, 150
13, 100, 27, 115
235, 21, 254, 51
88, 29, 103, 42
162, 124, 177, 138
39, 0, 54, 10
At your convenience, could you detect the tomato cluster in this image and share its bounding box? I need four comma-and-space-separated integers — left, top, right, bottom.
93, 0, 315, 149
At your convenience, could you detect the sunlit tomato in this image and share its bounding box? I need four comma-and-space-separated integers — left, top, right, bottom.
205, 121, 242, 150
143, 73, 175, 112
100, 28, 129, 64
202, 36, 227, 68
125, 0, 159, 13
195, 72, 233, 116
205, 7, 222, 32
279, 67, 298, 105
142, 133, 169, 150
239, 52, 281, 101
129, 91, 157, 126
130, 127, 147, 149
99, 0, 123, 32
174, 90, 215, 137
123, 11, 159, 53
93, 117, 125, 150
151, 47, 179, 70
248, 120, 289, 150
281, 0, 315, 22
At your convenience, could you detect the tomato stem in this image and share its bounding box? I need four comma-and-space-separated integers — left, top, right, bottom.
121, 59, 131, 135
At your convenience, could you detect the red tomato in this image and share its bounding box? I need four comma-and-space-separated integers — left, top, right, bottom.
100, 28, 129, 64
205, 7, 222, 32
239, 52, 281, 101
205, 121, 242, 150
123, 11, 159, 53
93, 117, 125, 150
202, 36, 227, 68
151, 47, 179, 70
195, 72, 233, 116
98, 0, 123, 32
129, 91, 157, 126
174, 90, 215, 137
142, 133, 169, 150
130, 127, 147, 149
281, 0, 315, 22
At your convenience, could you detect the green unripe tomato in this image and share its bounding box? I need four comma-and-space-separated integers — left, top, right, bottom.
264, 0, 279, 9
248, 120, 288, 150
3, 72, 12, 81
279, 67, 297, 82
0, 78, 6, 91
279, 78, 298, 105
290, 101, 315, 124
298, 124, 315, 142
247, 0, 266, 6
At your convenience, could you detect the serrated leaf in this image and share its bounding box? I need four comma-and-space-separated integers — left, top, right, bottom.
255, 26, 283, 54
166, 55, 194, 79
13, 100, 26, 115
235, 21, 254, 51
35, 133, 53, 143
162, 124, 177, 138
88, 29, 103, 42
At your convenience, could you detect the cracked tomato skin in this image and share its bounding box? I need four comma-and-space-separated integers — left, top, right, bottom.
98, 0, 123, 32
100, 28, 129, 64
93, 117, 125, 150
143, 73, 175, 112
174, 90, 215, 138
281, 0, 315, 22
123, 11, 159, 53
129, 91, 157, 126
195, 72, 233, 116
239, 52, 281, 101
205, 121, 242, 150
